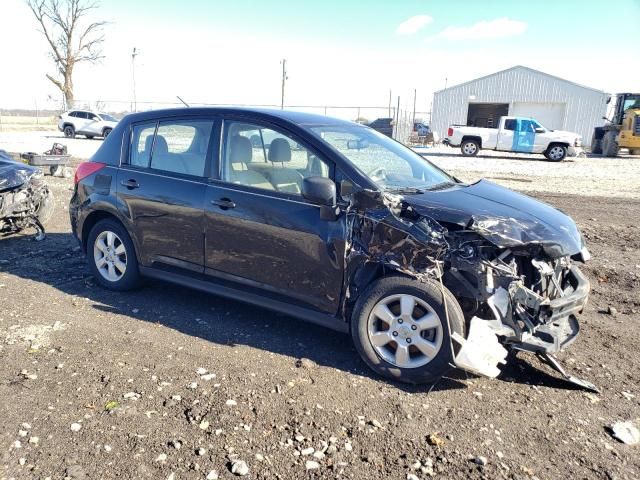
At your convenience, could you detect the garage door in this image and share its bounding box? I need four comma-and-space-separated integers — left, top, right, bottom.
510, 102, 566, 130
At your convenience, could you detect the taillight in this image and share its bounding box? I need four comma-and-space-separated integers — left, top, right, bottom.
447, 127, 453, 137
74, 161, 106, 184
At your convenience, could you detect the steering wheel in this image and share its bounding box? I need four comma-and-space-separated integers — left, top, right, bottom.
367, 166, 387, 182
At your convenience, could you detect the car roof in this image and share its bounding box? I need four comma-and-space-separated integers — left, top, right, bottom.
122, 107, 358, 128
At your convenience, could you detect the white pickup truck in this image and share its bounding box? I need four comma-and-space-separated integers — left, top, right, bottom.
445, 116, 583, 161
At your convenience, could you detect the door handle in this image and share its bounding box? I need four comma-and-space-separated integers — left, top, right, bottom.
211, 198, 236, 209
120, 179, 140, 189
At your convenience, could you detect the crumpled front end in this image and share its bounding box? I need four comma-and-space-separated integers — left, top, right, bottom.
446, 240, 590, 355
0, 157, 53, 241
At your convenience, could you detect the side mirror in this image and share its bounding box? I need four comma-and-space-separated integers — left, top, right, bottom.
302, 176, 336, 206
302, 177, 338, 221
535, 128, 545, 133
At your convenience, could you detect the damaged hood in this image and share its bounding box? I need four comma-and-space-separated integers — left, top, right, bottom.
0, 152, 41, 192
402, 179, 583, 258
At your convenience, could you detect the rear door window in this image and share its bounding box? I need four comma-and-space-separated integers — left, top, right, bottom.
150, 120, 214, 177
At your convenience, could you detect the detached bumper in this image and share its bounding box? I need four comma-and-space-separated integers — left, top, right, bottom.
515, 266, 590, 353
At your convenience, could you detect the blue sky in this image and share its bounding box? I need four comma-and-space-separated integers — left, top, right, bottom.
2, 0, 640, 114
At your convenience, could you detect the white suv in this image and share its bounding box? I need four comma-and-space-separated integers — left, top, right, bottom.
58, 110, 119, 139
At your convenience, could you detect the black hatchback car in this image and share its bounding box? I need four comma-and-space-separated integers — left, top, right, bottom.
70, 108, 591, 385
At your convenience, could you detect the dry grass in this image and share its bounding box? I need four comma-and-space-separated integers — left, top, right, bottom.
0, 115, 57, 132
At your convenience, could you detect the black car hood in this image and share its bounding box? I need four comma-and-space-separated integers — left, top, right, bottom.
402, 180, 583, 258
0, 151, 40, 192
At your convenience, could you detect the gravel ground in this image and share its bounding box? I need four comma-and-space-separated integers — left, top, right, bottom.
0, 136, 639, 480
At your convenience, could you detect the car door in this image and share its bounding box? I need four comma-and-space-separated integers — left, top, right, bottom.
85, 113, 103, 135
116, 117, 215, 272
203, 118, 346, 314
496, 118, 516, 151
74, 112, 92, 134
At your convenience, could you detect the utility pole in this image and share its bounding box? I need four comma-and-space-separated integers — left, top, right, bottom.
412, 88, 417, 125
444, 77, 448, 90
131, 47, 139, 112
280, 59, 287, 110
388, 89, 392, 117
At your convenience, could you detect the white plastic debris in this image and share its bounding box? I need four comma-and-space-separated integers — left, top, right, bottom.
610, 421, 640, 445
452, 317, 508, 378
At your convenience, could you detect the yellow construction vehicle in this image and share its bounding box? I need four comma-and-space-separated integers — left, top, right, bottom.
591, 93, 640, 156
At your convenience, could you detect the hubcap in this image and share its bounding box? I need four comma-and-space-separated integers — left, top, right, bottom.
93, 230, 127, 282
549, 146, 564, 160
367, 294, 443, 369
463, 142, 477, 154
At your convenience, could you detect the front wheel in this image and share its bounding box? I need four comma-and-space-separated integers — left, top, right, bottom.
351, 276, 465, 384
460, 140, 479, 156
103, 128, 112, 139
87, 218, 140, 291
590, 132, 602, 154
545, 144, 567, 162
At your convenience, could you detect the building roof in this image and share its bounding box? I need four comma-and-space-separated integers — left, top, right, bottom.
434, 65, 605, 95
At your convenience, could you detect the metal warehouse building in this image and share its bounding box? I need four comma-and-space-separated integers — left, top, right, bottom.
431, 65, 608, 147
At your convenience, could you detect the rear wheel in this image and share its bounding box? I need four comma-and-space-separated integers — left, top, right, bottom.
602, 131, 618, 157
63, 125, 75, 138
545, 144, 567, 161
87, 219, 140, 291
590, 132, 602, 154
460, 139, 480, 156
351, 276, 465, 384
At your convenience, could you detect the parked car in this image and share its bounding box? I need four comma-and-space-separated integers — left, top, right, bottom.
367, 117, 393, 137
446, 116, 583, 161
0, 150, 54, 240
58, 110, 119, 139
69, 108, 592, 386
413, 121, 430, 137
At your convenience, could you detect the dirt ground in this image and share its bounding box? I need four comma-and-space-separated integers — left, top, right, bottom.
0, 142, 639, 480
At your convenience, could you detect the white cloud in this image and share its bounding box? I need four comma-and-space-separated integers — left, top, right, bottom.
396, 15, 433, 35
439, 17, 527, 41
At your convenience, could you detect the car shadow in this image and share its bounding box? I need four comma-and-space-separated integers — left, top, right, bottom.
0, 231, 580, 394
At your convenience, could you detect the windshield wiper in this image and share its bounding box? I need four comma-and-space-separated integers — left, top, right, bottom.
384, 186, 424, 194
425, 181, 454, 191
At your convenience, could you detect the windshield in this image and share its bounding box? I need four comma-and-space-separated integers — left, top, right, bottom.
99, 113, 117, 122
310, 124, 453, 192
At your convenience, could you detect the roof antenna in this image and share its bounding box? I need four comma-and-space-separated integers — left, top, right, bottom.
176, 95, 190, 107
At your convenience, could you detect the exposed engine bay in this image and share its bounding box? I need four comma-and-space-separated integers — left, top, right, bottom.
0, 150, 54, 241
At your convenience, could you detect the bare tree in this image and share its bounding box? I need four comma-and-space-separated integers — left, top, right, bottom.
27, 0, 107, 108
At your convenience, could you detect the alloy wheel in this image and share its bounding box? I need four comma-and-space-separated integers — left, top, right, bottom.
93, 230, 127, 282
367, 293, 443, 369
462, 142, 477, 155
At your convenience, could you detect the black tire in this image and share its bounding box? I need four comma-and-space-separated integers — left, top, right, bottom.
350, 276, 465, 384
590, 132, 602, 154
460, 139, 480, 156
544, 144, 567, 162
103, 128, 112, 139
63, 125, 75, 138
602, 131, 618, 157
86, 218, 141, 291
86, 135, 94, 139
